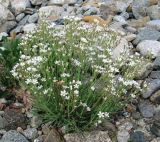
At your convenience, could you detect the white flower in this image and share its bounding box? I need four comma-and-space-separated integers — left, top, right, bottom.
81, 37, 88, 43
87, 107, 91, 111
74, 90, 79, 95
91, 86, 95, 91
60, 90, 68, 97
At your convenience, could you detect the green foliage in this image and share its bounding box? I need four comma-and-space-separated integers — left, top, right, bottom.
12, 18, 146, 132
0, 37, 20, 88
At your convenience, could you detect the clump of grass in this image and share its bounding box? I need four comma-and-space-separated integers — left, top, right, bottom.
12, 17, 146, 132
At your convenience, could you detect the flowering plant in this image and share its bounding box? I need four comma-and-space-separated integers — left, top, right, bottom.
12, 17, 146, 132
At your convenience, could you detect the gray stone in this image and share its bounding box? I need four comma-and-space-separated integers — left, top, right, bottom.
0, 0, 10, 8
49, 0, 77, 5
130, 131, 146, 142
31, 116, 42, 128
39, 6, 64, 21
125, 34, 136, 42
150, 71, 160, 79
137, 40, 160, 57
64, 131, 112, 142
28, 13, 38, 23
83, 7, 99, 16
0, 130, 29, 142
113, 15, 127, 25
0, 116, 7, 129
143, 79, 160, 98
30, 0, 46, 5
117, 130, 130, 142
146, 5, 160, 20
132, 0, 149, 19
138, 101, 155, 118
151, 120, 160, 137
125, 26, 137, 33
11, 0, 31, 15
11, 25, 23, 33
18, 15, 30, 26
23, 23, 36, 33
153, 56, 160, 69
146, 20, 160, 31
0, 21, 17, 33
150, 90, 160, 103
16, 13, 25, 22
23, 128, 38, 140
133, 28, 160, 45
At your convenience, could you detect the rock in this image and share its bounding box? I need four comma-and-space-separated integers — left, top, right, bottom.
48, 0, 77, 5
125, 34, 136, 42
118, 121, 133, 131
150, 71, 160, 79
23, 128, 38, 140
151, 138, 160, 142
151, 120, 160, 137
11, 0, 31, 15
112, 38, 130, 60
34, 136, 43, 142
0, 21, 17, 33
117, 130, 130, 142
30, 0, 46, 5
130, 131, 146, 142
39, 6, 64, 21
64, 131, 112, 142
137, 40, 160, 57
0, 111, 4, 116
11, 25, 23, 33
0, 130, 29, 142
138, 101, 155, 118
83, 7, 99, 16
150, 90, 160, 103
0, 32, 8, 40
133, 28, 160, 45
146, 5, 160, 20
18, 15, 30, 26
127, 16, 150, 28
143, 79, 160, 98
0, 98, 7, 104
23, 23, 36, 33
0, 4, 15, 24
125, 26, 137, 33
153, 56, 160, 69
3, 109, 27, 130
28, 13, 38, 23
132, 0, 149, 19
0, 116, 7, 129
113, 15, 127, 25
31, 116, 42, 128
16, 13, 25, 22
0, 0, 10, 8
132, 112, 141, 120
44, 129, 62, 142
146, 20, 160, 31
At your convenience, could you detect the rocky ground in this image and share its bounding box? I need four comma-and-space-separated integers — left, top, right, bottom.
1, 0, 160, 142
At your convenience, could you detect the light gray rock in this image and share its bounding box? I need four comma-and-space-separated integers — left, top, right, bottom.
143, 79, 160, 98
0, 21, 17, 33
0, 130, 29, 142
31, 116, 42, 128
153, 56, 160, 69
16, 13, 25, 22
11, 0, 31, 15
83, 7, 99, 16
39, 6, 64, 21
18, 15, 30, 26
23, 23, 36, 33
133, 28, 160, 45
49, 0, 77, 5
146, 20, 160, 31
146, 5, 160, 20
137, 40, 160, 57
23, 128, 38, 140
113, 15, 127, 25
150, 71, 160, 79
11, 25, 23, 34
0, 0, 10, 8
64, 131, 112, 142
130, 131, 146, 142
125, 34, 136, 42
0, 4, 15, 25
150, 90, 160, 103
132, 0, 149, 19
0, 116, 6, 129
112, 38, 130, 60
117, 130, 130, 142
30, 0, 46, 5
138, 101, 155, 118
28, 13, 38, 23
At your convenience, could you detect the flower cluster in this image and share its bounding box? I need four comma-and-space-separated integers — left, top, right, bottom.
11, 17, 147, 132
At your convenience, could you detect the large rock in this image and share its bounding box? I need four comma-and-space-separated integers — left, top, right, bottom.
23, 23, 36, 33
64, 131, 112, 142
143, 79, 160, 98
146, 5, 160, 20
137, 40, 160, 57
0, 21, 17, 33
0, 0, 10, 8
151, 120, 160, 137
23, 128, 38, 140
30, 0, 46, 5
0, 4, 15, 25
39, 6, 64, 21
49, 0, 77, 5
146, 20, 160, 31
11, 0, 31, 15
0, 130, 29, 142
133, 28, 160, 45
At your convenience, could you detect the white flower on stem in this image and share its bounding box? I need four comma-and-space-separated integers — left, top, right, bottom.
74, 90, 79, 95
81, 37, 88, 43
87, 107, 91, 111
91, 86, 95, 91
60, 90, 68, 97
